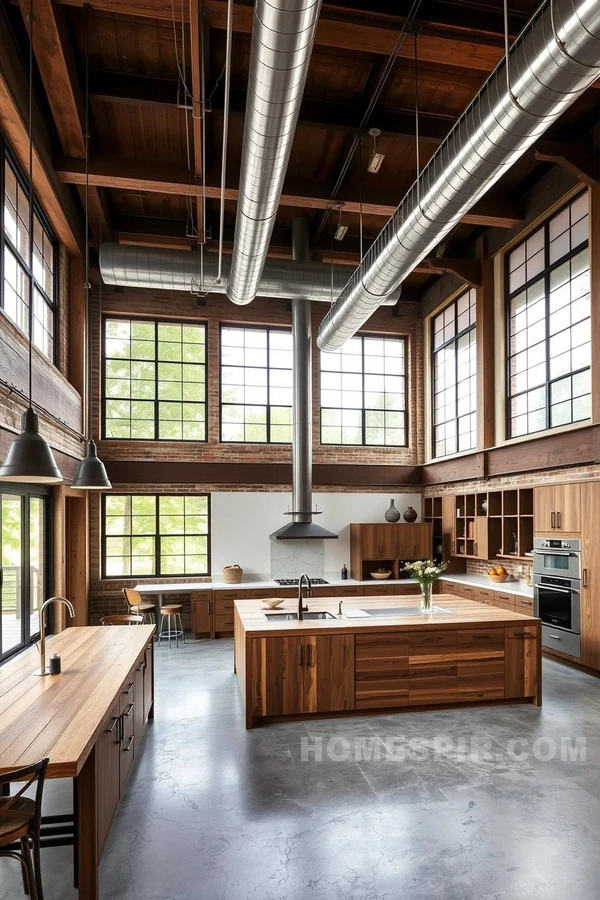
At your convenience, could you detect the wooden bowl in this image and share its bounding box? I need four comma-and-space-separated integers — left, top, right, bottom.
370, 571, 392, 580
262, 597, 285, 609
489, 573, 508, 583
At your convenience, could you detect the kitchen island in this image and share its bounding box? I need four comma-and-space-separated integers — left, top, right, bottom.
234, 594, 541, 728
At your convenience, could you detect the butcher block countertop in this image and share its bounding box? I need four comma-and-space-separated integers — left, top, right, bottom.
234, 594, 539, 637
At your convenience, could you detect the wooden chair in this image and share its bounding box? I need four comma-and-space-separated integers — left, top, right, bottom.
100, 614, 144, 626
0, 758, 49, 900
157, 604, 186, 648
122, 588, 156, 624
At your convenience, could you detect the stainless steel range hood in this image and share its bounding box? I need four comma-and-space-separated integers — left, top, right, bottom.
271, 220, 337, 541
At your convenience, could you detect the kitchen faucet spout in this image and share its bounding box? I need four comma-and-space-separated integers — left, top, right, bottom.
298, 574, 312, 621
37, 597, 75, 676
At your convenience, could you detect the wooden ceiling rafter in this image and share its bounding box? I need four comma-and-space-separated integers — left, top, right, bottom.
16, 0, 113, 245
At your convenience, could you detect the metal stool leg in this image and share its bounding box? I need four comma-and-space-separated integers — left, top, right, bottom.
158, 614, 165, 646
178, 613, 186, 644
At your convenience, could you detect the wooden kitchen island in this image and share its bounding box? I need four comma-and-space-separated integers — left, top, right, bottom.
234, 594, 541, 728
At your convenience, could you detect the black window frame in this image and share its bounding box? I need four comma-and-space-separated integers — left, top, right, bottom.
319, 332, 409, 448
0, 138, 59, 365
430, 289, 477, 460
219, 322, 293, 444
0, 485, 53, 665
505, 191, 591, 440
102, 314, 208, 442
101, 492, 211, 579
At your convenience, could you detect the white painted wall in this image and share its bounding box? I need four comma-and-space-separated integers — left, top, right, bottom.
211, 491, 422, 578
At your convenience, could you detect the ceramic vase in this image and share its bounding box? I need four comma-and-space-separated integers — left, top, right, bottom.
385, 499, 400, 523
403, 506, 418, 523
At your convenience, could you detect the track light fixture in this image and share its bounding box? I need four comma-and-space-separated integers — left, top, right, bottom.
367, 127, 385, 174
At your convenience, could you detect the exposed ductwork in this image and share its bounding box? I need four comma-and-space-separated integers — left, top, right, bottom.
271, 219, 337, 540
226, 0, 323, 306
98, 243, 400, 304
317, 0, 600, 352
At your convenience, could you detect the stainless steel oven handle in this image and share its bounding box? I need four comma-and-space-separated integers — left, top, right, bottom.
537, 586, 578, 594
533, 550, 577, 556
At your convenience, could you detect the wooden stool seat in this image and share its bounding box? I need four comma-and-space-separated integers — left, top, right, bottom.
137, 602, 156, 613
160, 604, 182, 614
0, 796, 35, 842
100, 614, 144, 626
158, 605, 186, 648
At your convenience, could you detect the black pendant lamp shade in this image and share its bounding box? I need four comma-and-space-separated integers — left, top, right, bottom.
0, 408, 63, 483
72, 440, 111, 490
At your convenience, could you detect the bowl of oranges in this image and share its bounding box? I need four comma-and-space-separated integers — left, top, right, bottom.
488, 566, 508, 583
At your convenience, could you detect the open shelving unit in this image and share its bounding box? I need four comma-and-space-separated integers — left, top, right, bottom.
423, 496, 443, 562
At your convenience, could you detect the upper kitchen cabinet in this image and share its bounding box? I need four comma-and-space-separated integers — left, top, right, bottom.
350, 522, 433, 581
534, 484, 581, 535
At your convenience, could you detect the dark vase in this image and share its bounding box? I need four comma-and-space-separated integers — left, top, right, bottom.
384, 499, 401, 523
403, 506, 418, 523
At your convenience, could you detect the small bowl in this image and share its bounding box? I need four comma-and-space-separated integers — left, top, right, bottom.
489, 573, 508, 583
262, 597, 285, 609
370, 571, 392, 580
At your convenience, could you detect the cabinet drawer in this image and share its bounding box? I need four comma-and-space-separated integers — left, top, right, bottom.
363, 583, 396, 596
214, 613, 234, 632
215, 598, 234, 615
335, 585, 364, 596
514, 595, 534, 614
277, 588, 298, 598
542, 625, 580, 658
477, 588, 493, 604
457, 628, 505, 655
395, 583, 419, 595
215, 589, 247, 602
492, 592, 516, 611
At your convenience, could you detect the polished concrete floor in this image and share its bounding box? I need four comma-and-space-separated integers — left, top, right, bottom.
2, 639, 600, 899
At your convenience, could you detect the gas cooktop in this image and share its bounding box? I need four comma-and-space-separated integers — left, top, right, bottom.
274, 578, 329, 586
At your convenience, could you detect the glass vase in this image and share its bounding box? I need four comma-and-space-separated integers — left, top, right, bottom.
420, 583, 433, 613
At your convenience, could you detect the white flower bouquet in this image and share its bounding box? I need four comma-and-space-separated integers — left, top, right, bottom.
402, 559, 447, 611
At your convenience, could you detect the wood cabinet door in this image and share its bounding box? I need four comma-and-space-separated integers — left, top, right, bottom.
133, 658, 145, 758
408, 632, 458, 705
505, 625, 539, 699
456, 628, 505, 701
534, 485, 556, 533
554, 483, 581, 534
355, 633, 409, 709
311, 634, 355, 713
395, 524, 414, 557
581, 483, 600, 669
192, 599, 211, 634
413, 524, 433, 559
143, 642, 153, 722
96, 701, 121, 858
360, 524, 381, 559
250, 636, 308, 717
442, 494, 456, 555
379, 524, 397, 558
474, 517, 488, 560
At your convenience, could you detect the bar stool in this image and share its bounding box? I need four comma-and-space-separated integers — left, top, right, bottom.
158, 604, 186, 648
0, 758, 49, 900
122, 588, 156, 624
100, 614, 144, 626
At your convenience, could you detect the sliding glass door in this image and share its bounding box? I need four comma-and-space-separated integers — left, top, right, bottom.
0, 488, 51, 660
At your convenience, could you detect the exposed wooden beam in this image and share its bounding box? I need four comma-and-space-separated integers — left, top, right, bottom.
17, 0, 112, 245
56, 156, 524, 228
189, 0, 204, 242
420, 256, 483, 288
534, 140, 600, 187
0, 13, 82, 255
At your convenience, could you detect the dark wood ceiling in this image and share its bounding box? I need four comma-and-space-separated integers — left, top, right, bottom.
7, 0, 600, 299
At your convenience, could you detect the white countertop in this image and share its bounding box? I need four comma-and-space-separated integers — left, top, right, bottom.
439, 573, 534, 600
134, 574, 418, 593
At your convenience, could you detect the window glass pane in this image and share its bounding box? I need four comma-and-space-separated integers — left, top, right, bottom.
104, 318, 206, 440
220, 327, 292, 442
508, 194, 590, 437
103, 494, 210, 577
320, 335, 407, 446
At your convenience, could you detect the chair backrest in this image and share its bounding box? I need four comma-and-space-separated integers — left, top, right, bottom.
100, 614, 144, 626
0, 759, 48, 845
122, 588, 142, 612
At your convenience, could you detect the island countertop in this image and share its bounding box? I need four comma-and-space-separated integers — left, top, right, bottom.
234, 593, 539, 637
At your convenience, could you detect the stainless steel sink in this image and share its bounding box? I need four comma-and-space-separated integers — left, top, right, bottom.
265, 611, 337, 621
360, 606, 453, 616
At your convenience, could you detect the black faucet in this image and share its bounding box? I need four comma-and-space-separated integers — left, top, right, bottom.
298, 573, 312, 621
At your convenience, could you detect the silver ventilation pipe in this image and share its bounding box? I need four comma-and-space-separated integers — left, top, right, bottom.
99, 243, 400, 304
226, 0, 323, 306
271, 219, 336, 540
317, 0, 600, 352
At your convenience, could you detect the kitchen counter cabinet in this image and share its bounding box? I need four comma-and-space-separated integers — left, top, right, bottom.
235, 595, 541, 727
534, 483, 581, 535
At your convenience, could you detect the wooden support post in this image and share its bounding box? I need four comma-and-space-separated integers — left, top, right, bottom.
590, 184, 600, 423
77, 746, 99, 900
476, 235, 495, 450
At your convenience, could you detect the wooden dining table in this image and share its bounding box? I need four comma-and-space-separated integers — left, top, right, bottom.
0, 625, 155, 900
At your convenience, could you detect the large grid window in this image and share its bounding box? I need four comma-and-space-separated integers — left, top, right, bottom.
103, 317, 206, 440
102, 494, 210, 577
220, 325, 293, 442
507, 192, 590, 437
2, 149, 56, 360
432, 289, 477, 458
320, 335, 407, 446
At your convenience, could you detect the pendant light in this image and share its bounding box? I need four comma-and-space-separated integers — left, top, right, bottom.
72, 4, 111, 490
0, 0, 62, 484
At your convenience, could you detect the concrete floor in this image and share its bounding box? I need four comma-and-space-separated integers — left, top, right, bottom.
2, 639, 600, 899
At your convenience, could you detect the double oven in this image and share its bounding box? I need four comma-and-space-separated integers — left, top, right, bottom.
533, 538, 581, 658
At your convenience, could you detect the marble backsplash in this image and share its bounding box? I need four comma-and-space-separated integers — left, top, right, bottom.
270, 538, 325, 580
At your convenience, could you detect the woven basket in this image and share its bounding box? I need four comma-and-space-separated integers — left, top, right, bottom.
223, 564, 243, 584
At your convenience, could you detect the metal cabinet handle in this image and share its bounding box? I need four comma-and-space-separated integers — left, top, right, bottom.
305, 645, 312, 667
548, 633, 561, 640
123, 682, 134, 695
298, 645, 303, 667
104, 716, 119, 734
556, 511, 561, 530
551, 512, 556, 529
118, 714, 124, 744
137, 661, 146, 672
583, 568, 589, 588
123, 736, 134, 753
123, 702, 134, 717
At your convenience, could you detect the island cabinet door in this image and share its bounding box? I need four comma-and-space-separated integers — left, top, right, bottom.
355, 633, 409, 709
96, 701, 121, 859
505, 625, 540, 699
408, 632, 458, 705
456, 629, 506, 701
119, 680, 136, 793
309, 634, 355, 713
250, 637, 311, 717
